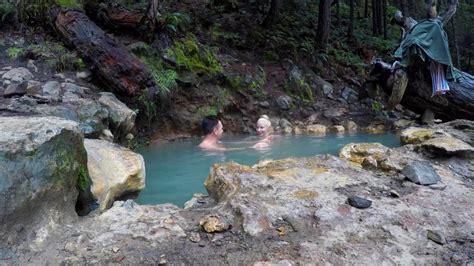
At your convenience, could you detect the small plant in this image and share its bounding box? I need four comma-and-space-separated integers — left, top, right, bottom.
7, 47, 24, 59
155, 12, 188, 32
371, 100, 384, 113
165, 37, 223, 76
74, 58, 86, 70
77, 165, 90, 192
137, 91, 157, 123
197, 105, 218, 117
152, 69, 178, 95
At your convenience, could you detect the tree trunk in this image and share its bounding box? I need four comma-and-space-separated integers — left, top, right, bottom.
347, 0, 354, 39
336, 0, 341, 26
400, 0, 409, 17
316, 0, 331, 50
372, 0, 382, 36
262, 0, 281, 28
371, 0, 376, 35
53, 8, 157, 97
450, 18, 461, 69
364, 0, 369, 18
382, 0, 387, 39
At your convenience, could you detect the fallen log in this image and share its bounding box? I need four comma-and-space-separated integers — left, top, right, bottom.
53, 8, 157, 97
402, 57, 474, 120
84, 1, 145, 30
368, 58, 474, 121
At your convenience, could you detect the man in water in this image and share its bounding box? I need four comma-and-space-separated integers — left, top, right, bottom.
198, 116, 226, 151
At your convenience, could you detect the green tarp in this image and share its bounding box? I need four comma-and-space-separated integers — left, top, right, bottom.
394, 19, 461, 81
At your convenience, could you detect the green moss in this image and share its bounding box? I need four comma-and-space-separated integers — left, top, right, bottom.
57, 0, 82, 9
165, 37, 223, 76
7, 47, 24, 59
77, 164, 90, 192
134, 43, 178, 97
197, 105, 218, 117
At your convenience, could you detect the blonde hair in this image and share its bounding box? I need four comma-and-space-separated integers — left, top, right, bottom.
257, 115, 272, 128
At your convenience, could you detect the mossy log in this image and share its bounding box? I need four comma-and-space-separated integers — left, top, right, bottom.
53, 8, 156, 97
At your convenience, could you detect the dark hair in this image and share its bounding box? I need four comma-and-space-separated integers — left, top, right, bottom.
201, 116, 219, 135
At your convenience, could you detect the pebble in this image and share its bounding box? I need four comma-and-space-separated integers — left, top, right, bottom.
427, 230, 446, 245
389, 190, 401, 198
347, 196, 372, 209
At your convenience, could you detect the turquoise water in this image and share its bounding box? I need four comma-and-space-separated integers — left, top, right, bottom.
136, 133, 401, 207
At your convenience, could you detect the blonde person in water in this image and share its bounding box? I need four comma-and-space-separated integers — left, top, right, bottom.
252, 115, 274, 149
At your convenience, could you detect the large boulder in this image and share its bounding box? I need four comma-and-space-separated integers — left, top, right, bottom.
0, 116, 88, 247
98, 92, 136, 141
84, 139, 145, 211
202, 155, 473, 264
420, 137, 474, 156
1, 67, 34, 83
400, 127, 449, 144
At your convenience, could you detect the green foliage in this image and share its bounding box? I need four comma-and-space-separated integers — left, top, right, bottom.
77, 165, 90, 192
371, 100, 384, 113
165, 37, 223, 76
74, 58, 86, 71
156, 12, 188, 32
227, 67, 267, 98
56, 0, 82, 9
197, 105, 218, 117
197, 86, 230, 117
284, 76, 314, 102
7, 47, 24, 59
153, 69, 178, 95
328, 48, 367, 75
137, 91, 157, 122
133, 42, 178, 97
0, 0, 14, 22
8, 42, 84, 71
210, 24, 242, 46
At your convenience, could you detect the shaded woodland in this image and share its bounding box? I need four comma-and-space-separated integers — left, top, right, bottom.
1, 0, 473, 124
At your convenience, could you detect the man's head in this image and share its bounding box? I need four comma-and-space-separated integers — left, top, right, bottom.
201, 116, 223, 139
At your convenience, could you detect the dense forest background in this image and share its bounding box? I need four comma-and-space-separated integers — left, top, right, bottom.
1, 0, 473, 134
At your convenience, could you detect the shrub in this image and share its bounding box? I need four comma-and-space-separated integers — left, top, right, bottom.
165, 37, 223, 76
7, 47, 24, 59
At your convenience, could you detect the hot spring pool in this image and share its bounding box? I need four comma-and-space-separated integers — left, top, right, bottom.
136, 133, 401, 207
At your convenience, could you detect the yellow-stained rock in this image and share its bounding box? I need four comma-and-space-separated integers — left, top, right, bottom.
400, 127, 449, 144
344, 120, 358, 132
84, 139, 145, 211
364, 124, 386, 134
281, 126, 293, 135
293, 189, 319, 200
199, 215, 230, 233
267, 168, 300, 182
339, 143, 388, 164
294, 126, 303, 135
394, 119, 415, 129
305, 124, 327, 135
330, 125, 345, 133
421, 137, 474, 154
